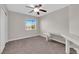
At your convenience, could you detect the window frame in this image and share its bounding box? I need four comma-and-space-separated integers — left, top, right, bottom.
24, 19, 37, 31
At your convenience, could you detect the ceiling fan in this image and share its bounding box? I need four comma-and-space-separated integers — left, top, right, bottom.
25, 4, 47, 15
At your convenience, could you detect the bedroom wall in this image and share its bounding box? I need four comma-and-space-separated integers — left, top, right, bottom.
69, 4, 79, 36
0, 4, 8, 53
8, 11, 40, 41
0, 5, 8, 42
40, 6, 69, 43
40, 6, 69, 34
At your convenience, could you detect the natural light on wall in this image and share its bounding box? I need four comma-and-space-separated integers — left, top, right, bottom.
25, 19, 36, 30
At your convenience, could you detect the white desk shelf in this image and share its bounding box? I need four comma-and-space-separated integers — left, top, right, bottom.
44, 32, 79, 54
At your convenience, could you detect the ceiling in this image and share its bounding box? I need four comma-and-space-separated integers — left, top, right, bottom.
6, 4, 69, 17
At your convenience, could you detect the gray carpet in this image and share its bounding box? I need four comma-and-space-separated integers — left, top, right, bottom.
2, 36, 76, 54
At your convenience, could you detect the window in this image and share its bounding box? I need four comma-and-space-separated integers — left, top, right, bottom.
25, 19, 36, 30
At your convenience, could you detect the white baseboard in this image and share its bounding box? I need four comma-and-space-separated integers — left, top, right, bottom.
0, 34, 40, 54
7, 34, 40, 42
40, 33, 65, 44
0, 44, 5, 54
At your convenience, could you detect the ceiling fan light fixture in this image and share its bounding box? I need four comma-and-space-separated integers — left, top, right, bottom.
34, 8, 39, 12
25, 4, 47, 15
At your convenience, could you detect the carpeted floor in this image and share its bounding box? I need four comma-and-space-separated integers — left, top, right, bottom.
2, 36, 76, 54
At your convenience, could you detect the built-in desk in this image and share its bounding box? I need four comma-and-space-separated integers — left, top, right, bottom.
62, 33, 79, 54
44, 33, 79, 54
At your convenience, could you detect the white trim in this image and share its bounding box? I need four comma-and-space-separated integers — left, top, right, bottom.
40, 33, 65, 44
0, 8, 8, 54
0, 44, 5, 53
65, 40, 70, 54
7, 34, 40, 42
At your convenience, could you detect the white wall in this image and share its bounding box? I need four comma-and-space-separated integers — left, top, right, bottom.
0, 4, 8, 53
40, 6, 69, 34
8, 11, 40, 41
40, 6, 69, 43
69, 5, 79, 36
69, 5, 79, 52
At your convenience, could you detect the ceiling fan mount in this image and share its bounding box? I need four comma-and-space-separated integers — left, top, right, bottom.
25, 4, 47, 15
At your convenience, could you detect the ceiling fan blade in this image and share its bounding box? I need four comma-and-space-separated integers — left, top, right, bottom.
38, 4, 42, 7
37, 12, 40, 15
29, 10, 34, 13
35, 4, 42, 8
25, 6, 34, 9
40, 9, 47, 12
